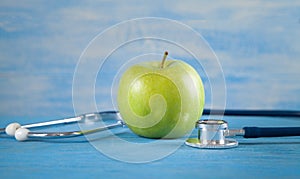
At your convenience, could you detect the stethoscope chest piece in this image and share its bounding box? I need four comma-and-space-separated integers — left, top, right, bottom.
185, 119, 238, 149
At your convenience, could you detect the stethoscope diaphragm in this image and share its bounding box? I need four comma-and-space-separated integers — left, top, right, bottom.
185, 120, 239, 149
185, 119, 300, 149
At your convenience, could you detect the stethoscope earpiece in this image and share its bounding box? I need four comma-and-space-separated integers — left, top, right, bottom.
15, 128, 30, 141
5, 122, 21, 136
3, 122, 29, 141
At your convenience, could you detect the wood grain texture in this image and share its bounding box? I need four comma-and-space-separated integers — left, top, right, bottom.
1, 116, 300, 178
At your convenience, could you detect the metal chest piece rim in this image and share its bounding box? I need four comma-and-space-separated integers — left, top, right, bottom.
185, 119, 238, 149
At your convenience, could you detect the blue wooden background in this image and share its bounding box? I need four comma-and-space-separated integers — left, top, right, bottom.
1, 1, 300, 178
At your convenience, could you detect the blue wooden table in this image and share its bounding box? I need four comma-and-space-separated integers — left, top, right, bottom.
1, 115, 300, 178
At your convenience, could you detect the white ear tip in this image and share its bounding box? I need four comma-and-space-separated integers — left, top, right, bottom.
5, 123, 21, 136
15, 128, 30, 141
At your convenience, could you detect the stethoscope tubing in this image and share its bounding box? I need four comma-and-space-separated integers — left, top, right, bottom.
1, 109, 300, 141
203, 109, 300, 117
2, 109, 299, 132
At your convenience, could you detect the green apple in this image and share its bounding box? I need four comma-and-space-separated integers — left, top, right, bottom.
117, 52, 205, 138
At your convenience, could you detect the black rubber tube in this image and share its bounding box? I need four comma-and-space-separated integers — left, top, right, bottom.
101, 109, 300, 117
202, 109, 300, 117
243, 127, 300, 138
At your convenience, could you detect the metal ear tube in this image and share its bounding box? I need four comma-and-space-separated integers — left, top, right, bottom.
185, 119, 300, 149
0, 111, 125, 141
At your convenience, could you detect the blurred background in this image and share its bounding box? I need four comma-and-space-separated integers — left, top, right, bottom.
1, 0, 300, 119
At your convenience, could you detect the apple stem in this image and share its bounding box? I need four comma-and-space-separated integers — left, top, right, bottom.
160, 51, 168, 68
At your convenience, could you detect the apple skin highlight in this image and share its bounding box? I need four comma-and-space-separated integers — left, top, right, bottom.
117, 58, 205, 139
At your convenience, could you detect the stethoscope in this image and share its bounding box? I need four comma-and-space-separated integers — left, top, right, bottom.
0, 111, 125, 141
1, 110, 300, 149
